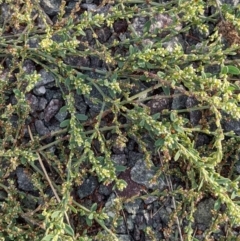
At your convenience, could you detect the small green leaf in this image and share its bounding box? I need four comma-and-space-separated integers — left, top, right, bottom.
152, 113, 160, 120
59, 106, 68, 113
154, 138, 164, 148
86, 217, 92, 226
227, 65, 240, 75
115, 165, 127, 172
76, 114, 88, 121
143, 20, 151, 33
88, 213, 94, 220
41, 235, 55, 241
91, 203, 98, 212
221, 66, 228, 75
174, 150, 181, 161
214, 198, 221, 211
118, 61, 124, 68
51, 211, 61, 219
162, 86, 170, 96
157, 71, 165, 78
64, 224, 75, 237
60, 119, 70, 128
221, 65, 240, 75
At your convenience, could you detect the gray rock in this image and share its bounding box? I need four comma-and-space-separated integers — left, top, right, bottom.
81, 3, 97, 11
147, 97, 171, 115
124, 199, 142, 216
126, 216, 134, 231
220, 0, 239, 6
40, 0, 61, 16
16, 167, 35, 192
44, 99, 62, 122
171, 86, 188, 110
33, 86, 46, 96
186, 97, 202, 126
55, 110, 68, 122
143, 195, 158, 204
26, 94, 39, 113
128, 151, 144, 167
35, 69, 55, 87
117, 235, 132, 241
223, 119, 240, 135
77, 176, 98, 199
98, 184, 112, 196
111, 154, 127, 166
35, 120, 49, 136
45, 89, 62, 101
158, 207, 170, 225
27, 38, 39, 48
74, 94, 88, 113
64, 56, 90, 67
38, 98, 48, 111
194, 198, 215, 229
130, 159, 166, 189
23, 60, 36, 74
95, 27, 112, 44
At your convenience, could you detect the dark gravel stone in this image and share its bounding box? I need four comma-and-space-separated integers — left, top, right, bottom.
35, 69, 55, 87
223, 118, 240, 135
38, 98, 48, 111
96, 27, 112, 43
35, 120, 49, 136
26, 94, 39, 113
74, 94, 88, 113
186, 97, 202, 126
171, 87, 188, 110
194, 198, 215, 229
130, 159, 166, 189
16, 167, 35, 192
113, 19, 128, 33
77, 176, 98, 199
33, 86, 46, 96
98, 184, 112, 196
64, 56, 90, 67
23, 60, 36, 74
40, 0, 61, 16
111, 154, 127, 166
147, 97, 171, 115
44, 99, 62, 122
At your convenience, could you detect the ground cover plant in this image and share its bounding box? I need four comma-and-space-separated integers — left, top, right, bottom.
0, 0, 240, 240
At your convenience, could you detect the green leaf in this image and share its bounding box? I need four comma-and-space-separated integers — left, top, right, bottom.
51, 211, 61, 219
64, 224, 75, 237
154, 138, 164, 148
115, 165, 127, 172
88, 213, 94, 220
86, 217, 93, 226
221, 65, 240, 75
174, 150, 181, 161
227, 65, 240, 75
41, 235, 55, 241
76, 114, 88, 121
152, 113, 160, 120
162, 86, 170, 96
118, 61, 124, 68
143, 20, 151, 33
214, 198, 221, 211
221, 66, 228, 75
91, 203, 98, 212
60, 119, 70, 128
59, 106, 68, 113
157, 71, 166, 78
